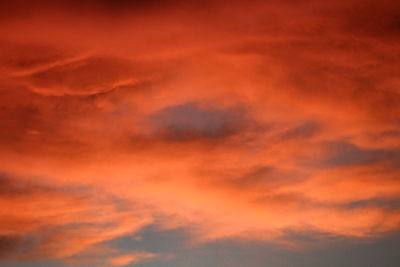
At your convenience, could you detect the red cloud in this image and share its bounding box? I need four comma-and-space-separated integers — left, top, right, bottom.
0, 0, 399, 264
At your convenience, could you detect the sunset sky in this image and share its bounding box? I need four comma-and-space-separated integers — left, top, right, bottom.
1, 0, 400, 266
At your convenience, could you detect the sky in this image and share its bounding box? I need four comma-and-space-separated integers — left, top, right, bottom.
0, 0, 400, 266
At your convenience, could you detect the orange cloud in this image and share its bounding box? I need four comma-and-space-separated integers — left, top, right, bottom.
109, 252, 159, 266
0, 0, 399, 265
0, 174, 152, 262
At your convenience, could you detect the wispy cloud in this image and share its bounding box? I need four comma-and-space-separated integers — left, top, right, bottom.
0, 0, 399, 265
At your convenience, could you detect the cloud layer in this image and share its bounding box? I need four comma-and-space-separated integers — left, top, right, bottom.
0, 0, 400, 265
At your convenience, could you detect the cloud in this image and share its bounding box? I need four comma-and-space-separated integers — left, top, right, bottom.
150, 102, 249, 141
0, 0, 399, 265
0, 174, 152, 262
108, 252, 158, 266
322, 141, 400, 167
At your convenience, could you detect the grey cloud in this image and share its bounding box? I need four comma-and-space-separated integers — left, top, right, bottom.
150, 102, 249, 141
0, 235, 22, 258
343, 197, 400, 211
323, 141, 400, 167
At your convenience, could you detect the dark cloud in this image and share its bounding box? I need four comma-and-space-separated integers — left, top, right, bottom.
279, 121, 320, 141
150, 103, 249, 141
342, 0, 400, 38
0, 174, 42, 197
228, 166, 304, 190
0, 0, 192, 20
0, 42, 72, 73
0, 235, 22, 258
344, 197, 400, 211
323, 141, 400, 167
